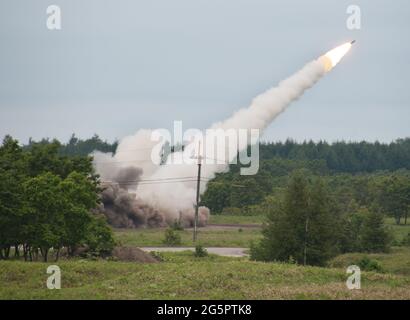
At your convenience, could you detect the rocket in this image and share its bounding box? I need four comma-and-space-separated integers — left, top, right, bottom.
350, 40, 356, 44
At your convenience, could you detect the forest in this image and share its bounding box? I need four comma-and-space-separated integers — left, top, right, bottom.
1, 134, 409, 266
0, 136, 115, 262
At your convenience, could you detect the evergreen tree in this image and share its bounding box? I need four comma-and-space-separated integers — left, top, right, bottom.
304, 179, 338, 265
251, 171, 338, 266
360, 209, 392, 253
376, 174, 410, 225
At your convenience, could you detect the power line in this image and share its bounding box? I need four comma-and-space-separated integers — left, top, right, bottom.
100, 176, 212, 187
94, 159, 155, 164
92, 152, 231, 165
92, 146, 157, 153
93, 157, 230, 165
100, 176, 212, 183
101, 179, 210, 186
114, 147, 157, 153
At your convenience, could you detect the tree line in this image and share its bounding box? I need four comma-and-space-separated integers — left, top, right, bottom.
0, 136, 115, 262
250, 170, 394, 266
16, 134, 410, 266
26, 135, 410, 174
202, 158, 410, 226
26, 134, 118, 157
259, 138, 410, 173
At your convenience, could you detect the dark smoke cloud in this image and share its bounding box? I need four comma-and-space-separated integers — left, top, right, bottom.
101, 184, 165, 228
99, 166, 209, 228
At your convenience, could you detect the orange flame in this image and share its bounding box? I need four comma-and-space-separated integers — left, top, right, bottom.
320, 42, 352, 72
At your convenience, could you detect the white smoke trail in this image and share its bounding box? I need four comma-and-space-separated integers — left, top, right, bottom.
211, 60, 325, 133
93, 43, 352, 225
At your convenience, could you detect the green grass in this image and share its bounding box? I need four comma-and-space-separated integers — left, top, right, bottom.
329, 247, 410, 276
114, 214, 265, 248
208, 215, 265, 225
385, 218, 410, 244
1, 252, 410, 299
115, 227, 262, 248
114, 215, 409, 248
2, 216, 408, 300
2, 215, 409, 300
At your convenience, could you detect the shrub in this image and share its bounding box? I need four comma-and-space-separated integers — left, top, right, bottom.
171, 219, 184, 231
249, 240, 267, 261
357, 256, 384, 273
150, 251, 165, 262
194, 244, 208, 257
402, 233, 410, 246
163, 228, 182, 246
86, 216, 116, 257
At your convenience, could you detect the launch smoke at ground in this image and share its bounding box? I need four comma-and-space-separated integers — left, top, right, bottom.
93, 42, 353, 228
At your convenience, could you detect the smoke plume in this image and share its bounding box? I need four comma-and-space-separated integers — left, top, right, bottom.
94, 53, 334, 227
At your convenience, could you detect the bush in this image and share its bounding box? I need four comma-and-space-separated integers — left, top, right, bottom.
171, 219, 184, 231
163, 228, 182, 246
150, 251, 165, 262
86, 216, 116, 257
402, 233, 410, 246
357, 256, 384, 273
249, 240, 267, 261
194, 244, 208, 257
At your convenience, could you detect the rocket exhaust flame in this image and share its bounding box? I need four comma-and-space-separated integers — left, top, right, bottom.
93, 42, 354, 227
320, 42, 354, 72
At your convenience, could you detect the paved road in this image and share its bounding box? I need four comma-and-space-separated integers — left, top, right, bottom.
140, 247, 248, 257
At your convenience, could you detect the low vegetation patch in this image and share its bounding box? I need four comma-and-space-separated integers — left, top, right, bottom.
163, 228, 182, 246
329, 247, 410, 276
194, 245, 208, 258
115, 227, 261, 248
1, 252, 410, 300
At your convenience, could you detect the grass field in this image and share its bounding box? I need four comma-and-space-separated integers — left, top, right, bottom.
208, 215, 265, 225
114, 215, 410, 248
2, 215, 408, 300
385, 218, 410, 244
1, 251, 410, 300
115, 227, 262, 248
329, 247, 410, 276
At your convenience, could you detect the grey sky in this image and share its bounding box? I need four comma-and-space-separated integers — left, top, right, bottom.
0, 0, 409, 144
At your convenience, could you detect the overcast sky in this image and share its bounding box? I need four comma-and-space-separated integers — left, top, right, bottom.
0, 0, 409, 144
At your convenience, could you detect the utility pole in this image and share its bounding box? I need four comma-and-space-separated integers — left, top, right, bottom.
193, 141, 202, 242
